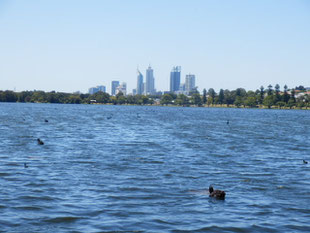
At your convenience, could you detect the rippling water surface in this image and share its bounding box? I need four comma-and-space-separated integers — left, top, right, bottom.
0, 103, 309, 232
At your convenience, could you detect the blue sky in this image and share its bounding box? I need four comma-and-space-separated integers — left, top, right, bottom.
0, 0, 309, 93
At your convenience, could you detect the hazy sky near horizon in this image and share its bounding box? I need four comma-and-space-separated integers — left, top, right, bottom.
0, 0, 309, 94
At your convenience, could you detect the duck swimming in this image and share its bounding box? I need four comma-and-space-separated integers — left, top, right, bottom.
37, 138, 44, 145
209, 186, 226, 200
303, 160, 308, 164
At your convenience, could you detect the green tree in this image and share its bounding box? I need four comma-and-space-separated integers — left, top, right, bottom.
141, 95, 149, 105
202, 88, 207, 104
297, 102, 305, 109
110, 96, 117, 105
267, 84, 273, 96
208, 88, 216, 104
218, 89, 224, 105
263, 95, 275, 109
207, 97, 213, 106
68, 95, 82, 104
160, 94, 173, 105
244, 97, 257, 108
190, 93, 202, 106
287, 98, 295, 109
175, 94, 189, 106
117, 95, 126, 105
277, 101, 286, 109
236, 88, 246, 97
282, 84, 290, 103
259, 86, 265, 104
234, 96, 243, 107
92, 91, 110, 103
224, 89, 234, 106
274, 84, 281, 102
290, 89, 296, 103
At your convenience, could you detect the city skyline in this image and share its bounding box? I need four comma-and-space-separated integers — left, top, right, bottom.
0, 1, 309, 93
89, 65, 198, 96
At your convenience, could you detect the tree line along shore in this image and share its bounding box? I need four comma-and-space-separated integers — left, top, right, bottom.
0, 85, 309, 109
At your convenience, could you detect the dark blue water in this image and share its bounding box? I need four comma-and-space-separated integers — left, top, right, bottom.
0, 103, 309, 232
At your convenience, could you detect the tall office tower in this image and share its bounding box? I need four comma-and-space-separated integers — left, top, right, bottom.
89, 85, 106, 94
89, 87, 98, 94
146, 65, 155, 95
116, 82, 127, 95
137, 69, 144, 95
97, 85, 106, 93
170, 66, 181, 93
185, 74, 195, 93
111, 81, 120, 96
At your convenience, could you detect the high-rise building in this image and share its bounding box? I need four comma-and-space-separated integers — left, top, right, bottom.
111, 81, 120, 96
116, 82, 127, 95
170, 66, 181, 93
89, 87, 98, 95
185, 74, 195, 94
137, 69, 144, 95
97, 85, 106, 93
146, 65, 155, 95
88, 85, 106, 94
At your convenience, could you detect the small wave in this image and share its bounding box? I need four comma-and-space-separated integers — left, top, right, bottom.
45, 216, 81, 223
141, 160, 164, 164
18, 195, 59, 201
14, 206, 43, 211
0, 172, 10, 177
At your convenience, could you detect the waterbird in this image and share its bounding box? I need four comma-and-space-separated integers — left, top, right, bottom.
209, 186, 226, 200
303, 160, 308, 164
107, 116, 112, 120
227, 120, 230, 125
44, 119, 48, 123
24, 163, 28, 168
37, 138, 44, 145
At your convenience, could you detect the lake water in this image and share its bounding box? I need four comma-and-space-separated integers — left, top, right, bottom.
0, 103, 309, 232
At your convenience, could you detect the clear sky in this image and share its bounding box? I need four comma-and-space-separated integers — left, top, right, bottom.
0, 0, 309, 94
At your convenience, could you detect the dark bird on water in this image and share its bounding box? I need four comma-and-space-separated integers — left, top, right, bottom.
44, 119, 48, 123
24, 163, 28, 168
107, 116, 112, 120
227, 120, 230, 125
37, 138, 44, 145
303, 160, 308, 164
209, 186, 226, 200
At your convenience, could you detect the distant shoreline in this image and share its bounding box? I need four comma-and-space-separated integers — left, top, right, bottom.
1, 87, 309, 110
1, 101, 309, 110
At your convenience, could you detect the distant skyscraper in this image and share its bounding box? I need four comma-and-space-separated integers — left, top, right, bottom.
88, 87, 98, 95
137, 69, 144, 95
111, 81, 120, 96
97, 85, 106, 93
146, 65, 155, 95
116, 82, 127, 95
185, 74, 195, 94
88, 85, 106, 94
170, 66, 181, 93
